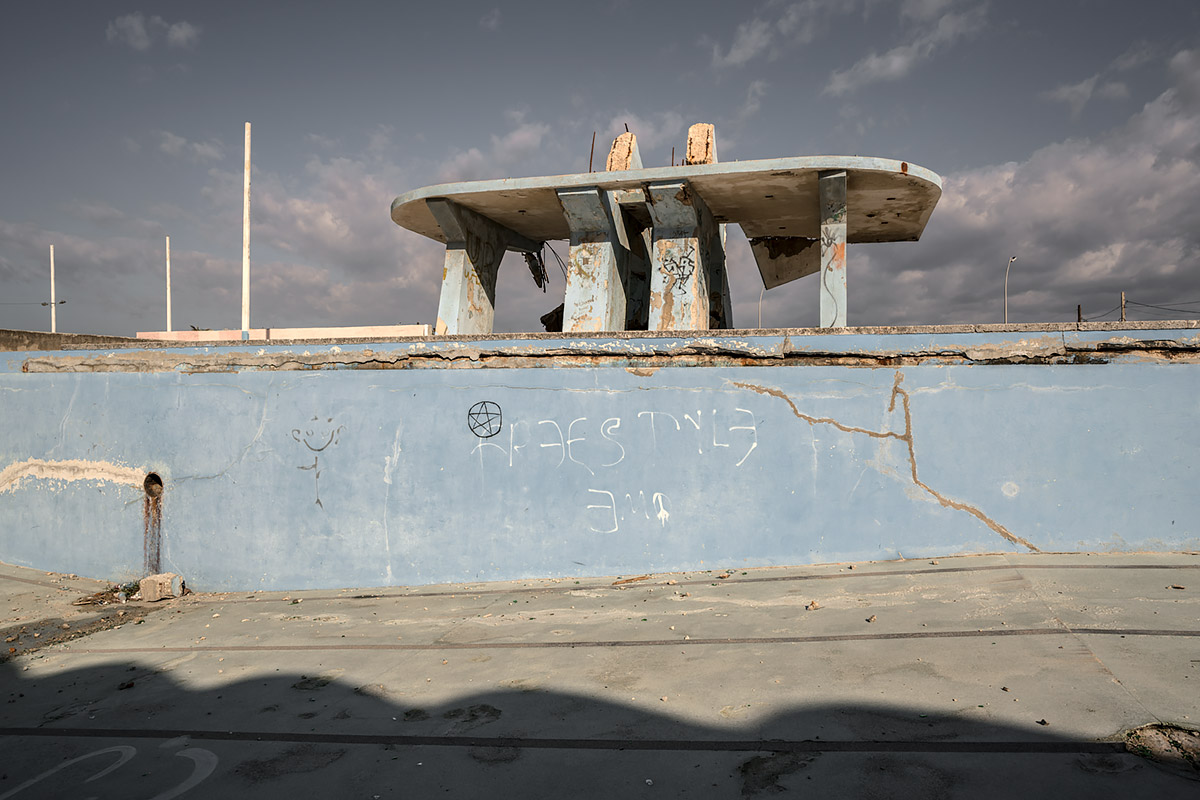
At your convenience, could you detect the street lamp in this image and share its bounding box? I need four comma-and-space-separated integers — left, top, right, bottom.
1004, 256, 1017, 324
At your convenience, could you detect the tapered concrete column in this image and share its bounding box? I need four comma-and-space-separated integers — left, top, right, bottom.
428, 198, 539, 335
818, 170, 848, 328
604, 132, 651, 330
645, 181, 729, 331
558, 187, 639, 332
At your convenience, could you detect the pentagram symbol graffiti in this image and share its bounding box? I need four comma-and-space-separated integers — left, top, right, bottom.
468, 401, 503, 438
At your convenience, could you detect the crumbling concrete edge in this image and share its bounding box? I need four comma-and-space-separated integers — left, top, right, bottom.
16, 332, 1200, 373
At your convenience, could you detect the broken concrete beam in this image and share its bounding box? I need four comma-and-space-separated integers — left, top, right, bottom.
749, 236, 820, 289
605, 132, 643, 171
684, 123, 717, 166
139, 572, 182, 602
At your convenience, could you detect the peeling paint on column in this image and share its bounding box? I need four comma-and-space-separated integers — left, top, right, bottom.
819, 171, 848, 328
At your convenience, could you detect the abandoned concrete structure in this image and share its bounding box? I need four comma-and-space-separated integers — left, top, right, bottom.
1, 127, 1197, 591
391, 125, 940, 334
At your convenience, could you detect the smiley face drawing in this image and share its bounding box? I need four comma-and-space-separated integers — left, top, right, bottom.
291, 417, 346, 508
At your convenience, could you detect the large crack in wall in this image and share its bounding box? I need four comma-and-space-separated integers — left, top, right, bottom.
731, 373, 1040, 553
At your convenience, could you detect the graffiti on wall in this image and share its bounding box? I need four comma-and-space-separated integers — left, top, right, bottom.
291, 417, 345, 509
470, 406, 759, 533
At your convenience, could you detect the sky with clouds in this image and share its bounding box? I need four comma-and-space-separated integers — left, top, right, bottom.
2, 0, 1199, 335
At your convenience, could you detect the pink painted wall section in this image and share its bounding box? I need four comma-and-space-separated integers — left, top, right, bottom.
136, 324, 432, 342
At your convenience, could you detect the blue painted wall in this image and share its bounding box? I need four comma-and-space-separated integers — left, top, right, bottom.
2, 328, 1198, 590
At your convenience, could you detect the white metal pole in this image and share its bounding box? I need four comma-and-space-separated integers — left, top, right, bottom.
49, 245, 56, 333
241, 122, 251, 334
1003, 256, 1017, 324
165, 235, 172, 332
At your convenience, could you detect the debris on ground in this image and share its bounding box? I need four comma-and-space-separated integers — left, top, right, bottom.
866, 614, 876, 623
73, 581, 141, 606
806, 601, 820, 611
140, 572, 183, 602
612, 575, 651, 586
1125, 723, 1200, 777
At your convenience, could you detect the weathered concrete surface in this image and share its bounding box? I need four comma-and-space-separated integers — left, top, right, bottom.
0, 329, 136, 352
683, 123, 717, 166
558, 187, 641, 332
2, 326, 1200, 591
392, 155, 941, 245
394, 150, 937, 333
605, 132, 643, 171
1, 554, 1197, 797
818, 170, 847, 328
0, 562, 161, 663
430, 199, 541, 336
139, 572, 182, 602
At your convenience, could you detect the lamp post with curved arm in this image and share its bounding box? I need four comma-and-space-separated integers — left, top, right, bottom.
1004, 256, 1017, 324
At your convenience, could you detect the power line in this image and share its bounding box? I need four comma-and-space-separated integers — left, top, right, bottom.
1083, 304, 1121, 321
1127, 300, 1200, 314
1139, 299, 1200, 307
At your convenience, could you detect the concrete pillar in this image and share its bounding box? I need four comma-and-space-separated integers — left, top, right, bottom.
645, 181, 728, 331
428, 199, 539, 335
605, 133, 652, 330
818, 170, 848, 328
606, 132, 643, 171
683, 122, 717, 166
654, 123, 731, 329
557, 187, 640, 333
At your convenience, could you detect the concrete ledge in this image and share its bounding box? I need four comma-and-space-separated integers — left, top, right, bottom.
4, 319, 1196, 353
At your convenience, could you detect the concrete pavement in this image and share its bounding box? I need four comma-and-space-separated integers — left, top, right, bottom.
1, 552, 1197, 797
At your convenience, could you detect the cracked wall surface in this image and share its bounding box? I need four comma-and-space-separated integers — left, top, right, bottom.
2, 328, 1199, 591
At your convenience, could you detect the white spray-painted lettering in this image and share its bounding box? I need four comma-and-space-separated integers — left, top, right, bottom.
586, 488, 672, 533
537, 420, 565, 467
472, 408, 757, 473
0, 741, 218, 800
730, 408, 758, 467
653, 492, 670, 525
566, 417, 593, 476
599, 417, 625, 467
471, 407, 757, 533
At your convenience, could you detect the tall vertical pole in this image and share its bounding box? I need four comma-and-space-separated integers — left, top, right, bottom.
241, 122, 251, 335
165, 236, 172, 332
49, 245, 56, 333
1004, 256, 1016, 324
1120, 291, 1126, 322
